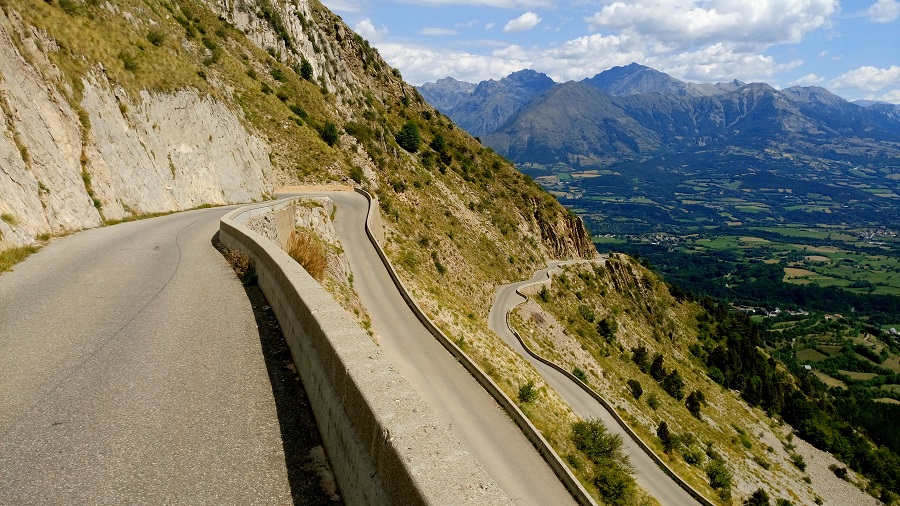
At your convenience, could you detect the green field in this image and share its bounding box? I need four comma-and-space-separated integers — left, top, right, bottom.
839, 370, 880, 381
797, 348, 829, 362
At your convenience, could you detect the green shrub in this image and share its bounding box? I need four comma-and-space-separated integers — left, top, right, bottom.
578, 304, 595, 323
686, 390, 703, 418
649, 353, 666, 381
790, 453, 806, 471
319, 121, 339, 146
682, 445, 705, 466
538, 285, 549, 302
349, 165, 364, 184
662, 369, 685, 400
745, 488, 770, 506
289, 104, 308, 120
706, 457, 733, 491
429, 133, 446, 153
627, 379, 642, 399
593, 464, 634, 506
572, 419, 635, 505
518, 380, 538, 403
573, 366, 588, 383
299, 58, 314, 80
270, 67, 286, 81
657, 421, 675, 453
147, 29, 165, 46
596, 317, 616, 341
631, 345, 649, 371
572, 419, 627, 464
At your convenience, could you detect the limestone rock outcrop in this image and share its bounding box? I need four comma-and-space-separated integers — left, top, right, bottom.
0, 8, 271, 248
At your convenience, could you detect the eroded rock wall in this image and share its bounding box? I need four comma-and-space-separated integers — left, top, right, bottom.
0, 8, 272, 248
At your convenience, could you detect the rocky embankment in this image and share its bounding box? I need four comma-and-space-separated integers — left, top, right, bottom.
0, 8, 271, 248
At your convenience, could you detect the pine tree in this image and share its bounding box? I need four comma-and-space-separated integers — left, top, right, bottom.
686, 390, 702, 418
396, 120, 420, 153
649, 353, 666, 381
657, 421, 674, 453
663, 369, 685, 400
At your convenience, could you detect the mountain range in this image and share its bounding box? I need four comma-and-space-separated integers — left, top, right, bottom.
418, 64, 900, 231
418, 63, 900, 170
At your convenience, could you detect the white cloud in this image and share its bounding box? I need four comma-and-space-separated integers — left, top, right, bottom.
377, 42, 529, 85
485, 22, 496, 30
420, 27, 459, 36
503, 12, 542, 32
320, 0, 368, 14
874, 89, 900, 103
586, 0, 839, 48
867, 0, 900, 22
395, 0, 553, 7
663, 43, 802, 82
354, 19, 388, 41
379, 28, 800, 87
831, 65, 900, 92
790, 73, 825, 86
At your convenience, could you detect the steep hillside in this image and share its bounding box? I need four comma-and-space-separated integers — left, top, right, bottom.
0, 0, 605, 497
511, 254, 885, 505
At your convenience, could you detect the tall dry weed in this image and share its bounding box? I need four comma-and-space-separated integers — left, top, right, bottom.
286, 230, 327, 281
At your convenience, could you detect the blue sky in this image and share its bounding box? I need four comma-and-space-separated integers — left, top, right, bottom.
321, 0, 900, 103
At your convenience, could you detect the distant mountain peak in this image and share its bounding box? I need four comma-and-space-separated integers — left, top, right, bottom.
582, 63, 695, 97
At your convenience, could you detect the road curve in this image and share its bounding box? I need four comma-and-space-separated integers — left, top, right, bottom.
489, 261, 702, 506
298, 190, 575, 506
0, 207, 295, 504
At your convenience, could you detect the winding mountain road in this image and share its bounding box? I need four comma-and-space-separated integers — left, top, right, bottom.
1, 190, 693, 505
296, 190, 575, 506
489, 262, 702, 506
0, 207, 296, 504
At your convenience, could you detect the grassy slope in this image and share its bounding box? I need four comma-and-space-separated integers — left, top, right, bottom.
511, 254, 852, 505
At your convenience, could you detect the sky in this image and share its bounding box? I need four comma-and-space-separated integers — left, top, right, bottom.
320, 0, 900, 104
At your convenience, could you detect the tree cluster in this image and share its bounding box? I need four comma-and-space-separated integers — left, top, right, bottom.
572, 419, 635, 505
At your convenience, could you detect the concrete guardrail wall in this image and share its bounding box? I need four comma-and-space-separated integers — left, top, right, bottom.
220, 198, 510, 506
508, 264, 716, 506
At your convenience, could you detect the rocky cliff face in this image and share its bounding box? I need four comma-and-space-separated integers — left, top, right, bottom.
0, 7, 270, 248
0, 0, 594, 270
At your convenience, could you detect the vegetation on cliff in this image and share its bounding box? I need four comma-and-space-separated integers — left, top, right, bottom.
511, 254, 892, 505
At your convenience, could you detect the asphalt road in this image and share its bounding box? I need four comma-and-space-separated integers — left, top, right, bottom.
489, 261, 702, 506
312, 190, 575, 506
0, 207, 296, 504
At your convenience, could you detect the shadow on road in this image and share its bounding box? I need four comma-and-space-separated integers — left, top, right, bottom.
212, 233, 342, 505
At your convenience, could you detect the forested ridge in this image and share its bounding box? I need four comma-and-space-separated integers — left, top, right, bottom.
691, 297, 900, 501
624, 244, 900, 324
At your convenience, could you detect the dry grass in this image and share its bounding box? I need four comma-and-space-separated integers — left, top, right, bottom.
0, 245, 40, 273
286, 229, 327, 281
224, 249, 255, 284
